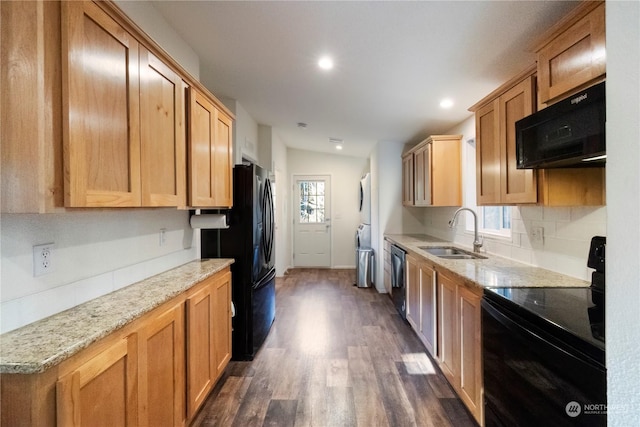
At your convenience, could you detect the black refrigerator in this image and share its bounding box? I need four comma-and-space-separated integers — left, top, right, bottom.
201, 163, 275, 360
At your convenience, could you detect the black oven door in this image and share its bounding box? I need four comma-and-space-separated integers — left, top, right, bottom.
482, 297, 606, 427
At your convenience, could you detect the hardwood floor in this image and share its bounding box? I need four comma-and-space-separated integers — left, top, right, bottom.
192, 268, 477, 427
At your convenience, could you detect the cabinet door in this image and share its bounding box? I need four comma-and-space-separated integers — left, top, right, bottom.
188, 88, 233, 208
62, 1, 141, 207
405, 255, 420, 331
537, 2, 605, 104
500, 76, 536, 204
418, 263, 437, 357
401, 153, 415, 206
138, 302, 185, 427
57, 336, 138, 426
1, 0, 63, 213
413, 143, 431, 206
140, 47, 186, 207
383, 242, 392, 294
437, 273, 457, 385
212, 271, 232, 376
214, 110, 234, 207
431, 136, 462, 207
475, 100, 501, 205
186, 279, 216, 418
457, 285, 483, 424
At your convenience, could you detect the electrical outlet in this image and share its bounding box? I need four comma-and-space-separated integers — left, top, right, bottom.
159, 228, 167, 246
33, 243, 55, 276
531, 226, 544, 245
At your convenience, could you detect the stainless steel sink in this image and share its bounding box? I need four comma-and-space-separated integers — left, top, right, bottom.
419, 246, 487, 260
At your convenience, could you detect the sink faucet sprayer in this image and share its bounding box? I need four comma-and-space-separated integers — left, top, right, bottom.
448, 207, 483, 253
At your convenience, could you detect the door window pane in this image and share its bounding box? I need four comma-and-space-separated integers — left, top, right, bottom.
299, 181, 325, 223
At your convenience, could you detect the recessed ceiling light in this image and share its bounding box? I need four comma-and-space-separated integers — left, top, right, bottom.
440, 98, 454, 109
335, 145, 343, 150
318, 56, 334, 70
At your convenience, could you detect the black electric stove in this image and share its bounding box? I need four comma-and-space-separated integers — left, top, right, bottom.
484, 286, 605, 363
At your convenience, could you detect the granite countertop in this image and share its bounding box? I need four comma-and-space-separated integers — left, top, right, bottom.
0, 258, 233, 375
385, 233, 590, 290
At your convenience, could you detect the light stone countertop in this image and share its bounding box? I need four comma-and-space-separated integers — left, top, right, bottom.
0, 258, 233, 375
385, 233, 590, 291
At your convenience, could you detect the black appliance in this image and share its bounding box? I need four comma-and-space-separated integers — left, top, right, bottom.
516, 81, 605, 169
588, 236, 606, 306
482, 237, 606, 427
201, 163, 275, 361
390, 244, 407, 320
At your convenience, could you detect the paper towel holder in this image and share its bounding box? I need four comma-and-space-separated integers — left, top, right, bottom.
189, 212, 230, 229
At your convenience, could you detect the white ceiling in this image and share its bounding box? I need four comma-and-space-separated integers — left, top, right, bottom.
151, 0, 578, 158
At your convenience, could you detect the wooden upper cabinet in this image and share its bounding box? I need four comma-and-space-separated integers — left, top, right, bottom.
403, 135, 462, 207
413, 143, 431, 206
62, 0, 142, 207
535, 1, 605, 105
1, 0, 63, 213
402, 153, 415, 206
188, 88, 233, 208
499, 76, 537, 204
140, 47, 187, 207
472, 70, 537, 205
475, 100, 501, 205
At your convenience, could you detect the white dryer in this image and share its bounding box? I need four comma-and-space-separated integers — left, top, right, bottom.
359, 173, 371, 225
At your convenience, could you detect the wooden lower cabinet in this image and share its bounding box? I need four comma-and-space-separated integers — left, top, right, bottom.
406, 256, 438, 358
418, 263, 437, 357
437, 272, 458, 385
186, 270, 232, 419
437, 270, 484, 426
138, 302, 185, 427
1, 267, 232, 426
457, 285, 483, 424
56, 336, 138, 427
212, 272, 232, 375
405, 255, 420, 332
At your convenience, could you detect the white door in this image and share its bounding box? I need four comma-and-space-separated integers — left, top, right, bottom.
293, 175, 331, 267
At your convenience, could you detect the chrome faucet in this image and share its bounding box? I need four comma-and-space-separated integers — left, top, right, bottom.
448, 207, 483, 253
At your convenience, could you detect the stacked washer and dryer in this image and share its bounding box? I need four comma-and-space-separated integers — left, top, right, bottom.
355, 173, 374, 287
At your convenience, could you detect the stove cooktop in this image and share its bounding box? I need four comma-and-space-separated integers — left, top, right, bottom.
484, 286, 605, 362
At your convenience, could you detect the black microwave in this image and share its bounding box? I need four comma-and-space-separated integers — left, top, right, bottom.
516, 81, 605, 169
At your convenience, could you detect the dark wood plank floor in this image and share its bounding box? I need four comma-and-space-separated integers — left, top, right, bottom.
193, 268, 477, 427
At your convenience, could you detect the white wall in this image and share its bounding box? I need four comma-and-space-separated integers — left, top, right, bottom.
1, 210, 196, 333
371, 141, 405, 292
607, 1, 640, 425
1, 2, 202, 334
219, 98, 260, 165
114, 1, 199, 78
287, 148, 368, 269
271, 132, 290, 276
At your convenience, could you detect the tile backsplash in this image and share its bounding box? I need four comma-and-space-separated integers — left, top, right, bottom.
419, 206, 606, 281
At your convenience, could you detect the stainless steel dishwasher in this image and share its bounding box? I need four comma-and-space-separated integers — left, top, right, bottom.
390, 244, 407, 320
